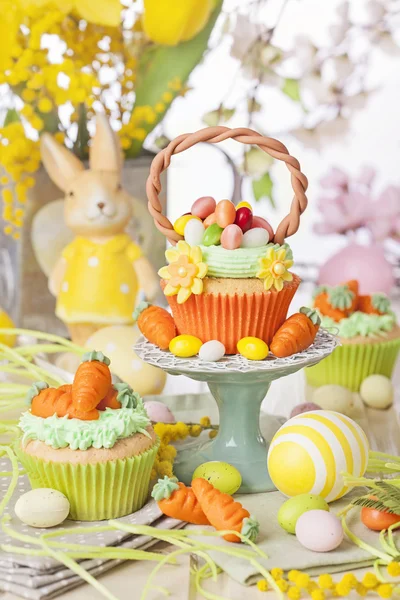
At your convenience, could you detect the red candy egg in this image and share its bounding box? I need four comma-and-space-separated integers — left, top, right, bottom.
221, 224, 243, 250
252, 216, 274, 239
215, 200, 236, 228
191, 196, 216, 220
234, 207, 253, 233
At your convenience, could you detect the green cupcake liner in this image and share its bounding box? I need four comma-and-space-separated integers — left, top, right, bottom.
15, 439, 159, 521
305, 336, 400, 391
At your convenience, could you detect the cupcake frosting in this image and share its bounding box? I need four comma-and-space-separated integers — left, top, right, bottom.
320, 311, 396, 339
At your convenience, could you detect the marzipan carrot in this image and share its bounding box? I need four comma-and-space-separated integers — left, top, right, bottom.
270, 307, 320, 358
357, 292, 390, 315
134, 302, 176, 350
313, 280, 358, 322
72, 351, 111, 412
97, 386, 121, 411
30, 384, 69, 418
67, 404, 99, 421
151, 477, 209, 525
191, 478, 259, 543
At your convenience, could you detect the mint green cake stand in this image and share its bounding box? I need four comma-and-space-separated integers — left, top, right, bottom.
135, 330, 338, 494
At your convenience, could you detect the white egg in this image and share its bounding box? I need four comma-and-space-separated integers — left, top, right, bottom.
241, 228, 269, 248
360, 374, 394, 409
312, 385, 354, 416
199, 340, 226, 362
184, 219, 205, 246
15, 488, 70, 528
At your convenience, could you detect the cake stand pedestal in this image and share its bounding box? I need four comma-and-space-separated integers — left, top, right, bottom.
135, 330, 338, 494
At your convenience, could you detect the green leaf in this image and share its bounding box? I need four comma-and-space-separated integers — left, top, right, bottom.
3, 109, 20, 126
252, 172, 275, 207
352, 481, 400, 515
282, 78, 301, 102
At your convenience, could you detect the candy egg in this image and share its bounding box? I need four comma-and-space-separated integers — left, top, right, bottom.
237, 337, 269, 361
0, 307, 15, 347
143, 400, 175, 423
312, 385, 354, 416
236, 201, 253, 211
169, 335, 203, 358
202, 223, 223, 246
278, 494, 329, 534
192, 461, 242, 495
203, 212, 217, 228
241, 227, 269, 248
234, 207, 253, 233
184, 218, 205, 247
174, 214, 201, 236
290, 402, 322, 418
220, 224, 243, 250
191, 196, 216, 219
296, 510, 344, 552
199, 340, 225, 362
360, 374, 393, 409
15, 488, 70, 528
252, 216, 274, 239
215, 200, 236, 228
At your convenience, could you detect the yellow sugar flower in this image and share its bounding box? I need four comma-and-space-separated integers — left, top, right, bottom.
158, 240, 208, 304
257, 246, 293, 292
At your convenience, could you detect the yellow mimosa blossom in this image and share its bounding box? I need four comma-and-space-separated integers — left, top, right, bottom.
19, 0, 121, 26
143, 0, 215, 46
257, 247, 293, 292
158, 241, 208, 304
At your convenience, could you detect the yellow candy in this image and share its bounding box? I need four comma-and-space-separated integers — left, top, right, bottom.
173, 214, 201, 236
236, 201, 253, 211
237, 337, 268, 360
193, 461, 242, 495
169, 335, 203, 358
0, 308, 15, 347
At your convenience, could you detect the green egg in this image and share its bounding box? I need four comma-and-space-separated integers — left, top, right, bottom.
192, 461, 242, 495
202, 223, 223, 246
278, 494, 330, 534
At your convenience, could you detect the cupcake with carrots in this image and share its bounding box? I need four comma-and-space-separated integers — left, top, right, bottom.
15, 351, 159, 520
306, 281, 400, 391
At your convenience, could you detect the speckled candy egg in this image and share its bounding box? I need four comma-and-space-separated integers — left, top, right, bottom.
215, 200, 236, 228
290, 402, 322, 418
237, 337, 269, 361
15, 488, 70, 528
278, 494, 329, 534
144, 400, 175, 423
252, 216, 274, 239
360, 374, 394, 409
184, 218, 205, 247
241, 227, 269, 248
199, 340, 225, 362
192, 461, 242, 495
221, 224, 243, 250
234, 207, 253, 233
173, 214, 201, 236
312, 385, 354, 416
169, 335, 203, 358
296, 510, 344, 552
191, 196, 216, 219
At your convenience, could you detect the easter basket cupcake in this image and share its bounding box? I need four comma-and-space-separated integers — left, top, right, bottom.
306, 282, 400, 391
146, 127, 308, 354
15, 351, 159, 521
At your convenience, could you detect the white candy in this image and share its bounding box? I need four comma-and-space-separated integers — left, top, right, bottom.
199, 340, 226, 362
241, 227, 269, 248
15, 488, 70, 528
312, 385, 354, 416
360, 374, 393, 409
184, 219, 205, 246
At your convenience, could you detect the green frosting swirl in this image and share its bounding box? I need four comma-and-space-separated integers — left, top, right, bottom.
320, 311, 396, 339
241, 515, 260, 543
25, 381, 49, 406
328, 285, 354, 310
372, 293, 390, 314
151, 476, 179, 502
82, 350, 110, 366
199, 242, 293, 279
19, 398, 151, 450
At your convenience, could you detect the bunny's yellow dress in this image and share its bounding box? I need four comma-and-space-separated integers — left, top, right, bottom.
56, 234, 142, 324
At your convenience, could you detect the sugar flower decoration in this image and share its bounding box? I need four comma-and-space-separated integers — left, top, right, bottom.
257, 247, 293, 291
158, 241, 208, 304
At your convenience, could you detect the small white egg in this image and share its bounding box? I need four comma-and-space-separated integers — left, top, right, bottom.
184, 219, 205, 247
312, 385, 354, 416
360, 374, 393, 409
241, 228, 269, 248
199, 340, 226, 362
296, 510, 344, 552
15, 488, 70, 528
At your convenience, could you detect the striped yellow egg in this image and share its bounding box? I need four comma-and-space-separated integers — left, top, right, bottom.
267, 410, 369, 502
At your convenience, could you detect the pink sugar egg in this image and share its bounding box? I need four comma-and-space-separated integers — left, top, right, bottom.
144, 401, 175, 424
252, 216, 274, 239
221, 224, 243, 250
234, 207, 253, 233
191, 196, 216, 220
215, 200, 236, 228
296, 510, 344, 552
204, 212, 217, 228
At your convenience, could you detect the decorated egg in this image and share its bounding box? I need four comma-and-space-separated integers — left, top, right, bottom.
199, 340, 225, 362
360, 374, 393, 409
236, 201, 253, 211
290, 402, 322, 418
191, 196, 216, 219
237, 337, 269, 361
296, 510, 344, 552
204, 212, 217, 228
174, 214, 201, 236
221, 224, 243, 250
267, 410, 369, 502
144, 400, 175, 423
312, 385, 354, 416
278, 494, 329, 534
169, 335, 203, 358
0, 307, 15, 347
202, 223, 223, 246
252, 216, 274, 239
184, 218, 205, 247
241, 227, 269, 248
234, 207, 253, 233
15, 488, 70, 528
192, 461, 242, 495
215, 200, 236, 228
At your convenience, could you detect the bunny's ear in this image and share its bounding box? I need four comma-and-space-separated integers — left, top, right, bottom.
40, 134, 84, 192
90, 113, 122, 174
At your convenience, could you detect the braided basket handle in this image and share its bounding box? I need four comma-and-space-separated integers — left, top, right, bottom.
146, 126, 308, 246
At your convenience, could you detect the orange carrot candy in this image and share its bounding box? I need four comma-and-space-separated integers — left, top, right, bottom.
270, 307, 320, 358
357, 292, 391, 315
96, 383, 139, 411
133, 301, 176, 350
29, 382, 72, 418
71, 351, 111, 414
313, 281, 357, 322
151, 476, 210, 525
191, 478, 259, 543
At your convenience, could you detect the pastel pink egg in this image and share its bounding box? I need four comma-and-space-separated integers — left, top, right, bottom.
252, 216, 274, 239
191, 196, 216, 220
204, 212, 217, 228
234, 207, 253, 233
221, 224, 243, 250
215, 200, 236, 228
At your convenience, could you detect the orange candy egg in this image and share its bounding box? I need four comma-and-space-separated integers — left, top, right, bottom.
204, 212, 217, 228
215, 200, 236, 229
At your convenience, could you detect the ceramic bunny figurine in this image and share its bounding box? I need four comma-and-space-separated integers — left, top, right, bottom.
40, 114, 159, 346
